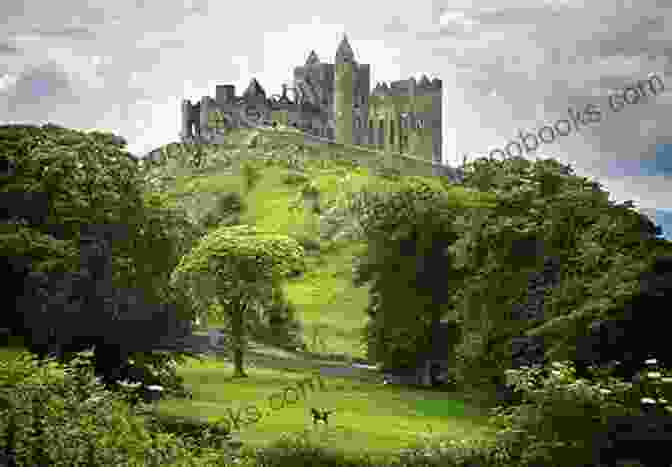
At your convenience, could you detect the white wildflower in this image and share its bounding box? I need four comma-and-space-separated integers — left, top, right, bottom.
647, 372, 662, 379
641, 397, 657, 405
645, 359, 658, 366
118, 379, 142, 389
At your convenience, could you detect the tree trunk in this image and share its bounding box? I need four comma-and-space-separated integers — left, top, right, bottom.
231, 302, 247, 378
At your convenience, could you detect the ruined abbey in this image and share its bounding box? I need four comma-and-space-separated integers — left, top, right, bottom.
180, 35, 443, 165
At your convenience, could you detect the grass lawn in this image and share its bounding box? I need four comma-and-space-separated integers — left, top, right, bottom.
145, 353, 501, 463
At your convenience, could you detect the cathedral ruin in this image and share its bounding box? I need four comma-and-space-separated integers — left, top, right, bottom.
180, 35, 443, 165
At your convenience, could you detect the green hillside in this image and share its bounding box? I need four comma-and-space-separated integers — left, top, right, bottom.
139, 127, 477, 361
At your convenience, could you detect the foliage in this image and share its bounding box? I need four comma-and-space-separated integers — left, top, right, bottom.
170, 224, 306, 376
441, 155, 672, 391
198, 191, 246, 231
0, 350, 207, 466
242, 286, 305, 351
281, 171, 309, 186
486, 359, 672, 467
0, 123, 204, 405
0, 123, 145, 279
241, 160, 263, 194
349, 176, 481, 369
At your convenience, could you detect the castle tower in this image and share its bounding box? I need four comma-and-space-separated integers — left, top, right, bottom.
180, 99, 193, 140
199, 96, 210, 141
334, 34, 355, 145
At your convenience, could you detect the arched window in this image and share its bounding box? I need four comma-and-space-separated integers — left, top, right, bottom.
355, 117, 361, 129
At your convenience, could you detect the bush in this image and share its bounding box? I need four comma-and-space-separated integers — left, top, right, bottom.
247, 288, 305, 352
486, 359, 672, 467
200, 191, 246, 231
143, 412, 232, 455
0, 350, 203, 466
294, 233, 322, 253
282, 171, 309, 186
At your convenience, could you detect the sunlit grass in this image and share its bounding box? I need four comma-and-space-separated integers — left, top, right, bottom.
150, 353, 500, 462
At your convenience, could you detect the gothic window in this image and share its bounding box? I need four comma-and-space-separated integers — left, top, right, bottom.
378, 119, 385, 148
416, 118, 424, 129
390, 119, 394, 145
355, 117, 361, 129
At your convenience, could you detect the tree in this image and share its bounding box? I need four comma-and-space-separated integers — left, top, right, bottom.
169, 224, 305, 377
446, 155, 672, 390
0, 123, 203, 396
349, 175, 493, 370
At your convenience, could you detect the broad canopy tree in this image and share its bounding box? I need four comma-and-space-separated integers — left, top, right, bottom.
0, 123, 204, 395
170, 224, 305, 377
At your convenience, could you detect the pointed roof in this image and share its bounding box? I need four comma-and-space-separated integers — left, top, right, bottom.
419, 74, 431, 87
305, 50, 320, 65
335, 34, 355, 64
278, 83, 292, 104
243, 78, 266, 98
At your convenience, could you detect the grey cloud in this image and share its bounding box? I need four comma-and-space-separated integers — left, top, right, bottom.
186, 0, 209, 15
384, 16, 409, 34
469, 6, 565, 26
0, 42, 20, 55
2, 62, 79, 112
158, 39, 186, 49
27, 25, 98, 39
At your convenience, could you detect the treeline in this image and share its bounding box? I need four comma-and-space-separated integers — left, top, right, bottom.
346, 155, 672, 392
0, 122, 207, 397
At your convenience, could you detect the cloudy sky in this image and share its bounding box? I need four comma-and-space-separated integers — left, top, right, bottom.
1, 0, 671, 239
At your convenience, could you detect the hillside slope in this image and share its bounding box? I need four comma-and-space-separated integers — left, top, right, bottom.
139, 128, 478, 362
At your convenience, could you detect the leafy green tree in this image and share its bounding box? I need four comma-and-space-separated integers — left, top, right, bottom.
241, 160, 263, 195
0, 123, 204, 395
446, 155, 672, 390
169, 224, 305, 377
350, 176, 492, 370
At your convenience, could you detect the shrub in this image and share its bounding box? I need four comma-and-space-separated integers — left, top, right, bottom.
282, 171, 309, 186
247, 287, 305, 352
0, 351, 204, 466
294, 233, 322, 253
486, 359, 672, 467
200, 191, 246, 230
142, 412, 233, 456
241, 160, 263, 194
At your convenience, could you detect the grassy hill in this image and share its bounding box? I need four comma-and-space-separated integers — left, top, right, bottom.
140, 127, 479, 361
133, 130, 508, 460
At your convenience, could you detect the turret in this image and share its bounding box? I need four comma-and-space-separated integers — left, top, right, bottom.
334, 34, 355, 144
242, 78, 266, 104
305, 50, 320, 66
180, 99, 193, 140
199, 96, 211, 141
216, 85, 235, 105
335, 34, 356, 65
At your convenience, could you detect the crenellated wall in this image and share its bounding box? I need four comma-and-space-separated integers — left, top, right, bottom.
179, 36, 450, 174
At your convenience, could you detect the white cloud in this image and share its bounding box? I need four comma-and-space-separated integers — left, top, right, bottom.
0, 74, 19, 92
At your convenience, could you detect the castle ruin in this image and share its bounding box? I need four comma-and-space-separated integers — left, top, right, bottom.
180, 34, 443, 166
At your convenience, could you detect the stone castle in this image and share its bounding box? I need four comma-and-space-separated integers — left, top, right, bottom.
180, 34, 443, 166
